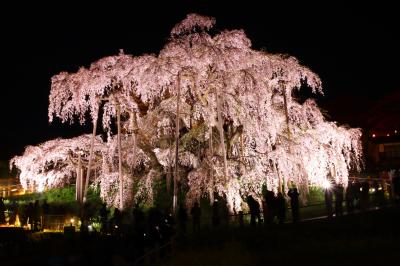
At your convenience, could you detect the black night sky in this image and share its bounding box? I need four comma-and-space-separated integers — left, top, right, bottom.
1, 1, 399, 161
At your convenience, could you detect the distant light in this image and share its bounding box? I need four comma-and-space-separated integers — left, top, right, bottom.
88, 225, 93, 232
372, 134, 376, 138
115, 225, 118, 229
70, 218, 74, 224
11, 188, 17, 192
360, 187, 363, 192
370, 188, 376, 193
387, 134, 390, 137
378, 187, 382, 191
395, 130, 398, 134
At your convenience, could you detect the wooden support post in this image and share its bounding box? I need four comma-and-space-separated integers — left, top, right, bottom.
83, 105, 99, 203
117, 104, 123, 210
173, 74, 181, 214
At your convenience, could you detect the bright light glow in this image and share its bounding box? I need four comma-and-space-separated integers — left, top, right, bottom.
323, 180, 332, 189
14, 214, 21, 227
372, 134, 376, 138
70, 219, 74, 224
387, 134, 390, 137
11, 188, 17, 192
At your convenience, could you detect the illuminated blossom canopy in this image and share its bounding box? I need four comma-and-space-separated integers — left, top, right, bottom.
10, 135, 105, 192
14, 14, 362, 210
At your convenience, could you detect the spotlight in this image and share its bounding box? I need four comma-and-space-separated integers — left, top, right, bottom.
323, 180, 331, 189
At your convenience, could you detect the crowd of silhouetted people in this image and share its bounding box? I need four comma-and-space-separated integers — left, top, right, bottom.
323, 173, 400, 219
0, 171, 400, 266
1, 171, 400, 237
0, 198, 50, 231
1, 172, 400, 234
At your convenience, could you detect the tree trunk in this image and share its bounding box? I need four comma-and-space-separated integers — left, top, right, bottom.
80, 167, 84, 203
273, 161, 282, 194
129, 111, 163, 172
75, 171, 78, 201
209, 123, 214, 205
83, 107, 99, 203
75, 167, 80, 201
167, 136, 172, 194
77, 153, 82, 203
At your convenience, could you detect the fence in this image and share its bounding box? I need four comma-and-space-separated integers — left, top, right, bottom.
42, 214, 68, 231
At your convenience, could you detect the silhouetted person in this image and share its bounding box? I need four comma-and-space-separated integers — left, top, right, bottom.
190, 202, 201, 232
353, 181, 361, 210
112, 208, 122, 236
132, 204, 145, 236
212, 199, 221, 227
131, 204, 145, 257
221, 201, 230, 227
288, 188, 300, 223
26, 202, 34, 229
42, 200, 49, 229
345, 181, 355, 213
276, 192, 286, 224
177, 203, 188, 234
33, 200, 40, 231
247, 195, 261, 226
147, 205, 162, 244
254, 198, 261, 225
238, 210, 244, 228
324, 188, 333, 218
374, 181, 386, 207
99, 203, 109, 234
360, 182, 370, 211
160, 209, 175, 245
8, 200, 18, 225
80, 219, 89, 238
0, 197, 6, 224
264, 190, 276, 224
392, 171, 400, 205
334, 184, 344, 217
